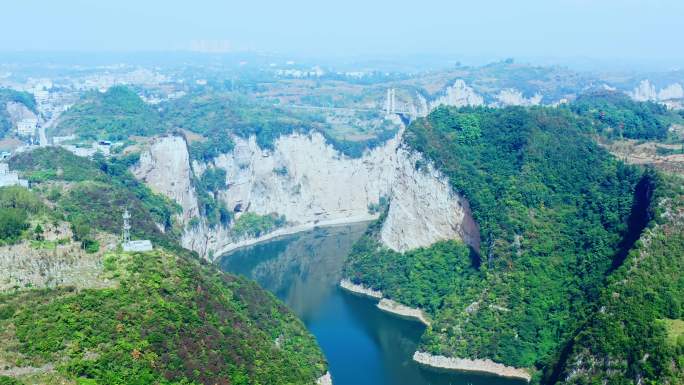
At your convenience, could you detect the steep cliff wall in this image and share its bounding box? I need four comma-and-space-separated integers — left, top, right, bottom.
133, 130, 479, 259
630, 79, 684, 102
210, 132, 398, 226
131, 136, 200, 223
429, 80, 484, 110
494, 88, 543, 106
380, 146, 480, 252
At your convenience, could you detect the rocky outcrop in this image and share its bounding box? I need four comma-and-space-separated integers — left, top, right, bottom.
0, 229, 118, 291
429, 80, 484, 109
131, 136, 200, 223
494, 89, 543, 106
376, 298, 430, 326
339, 280, 430, 325
210, 132, 397, 227
339, 279, 383, 299
658, 83, 684, 101
182, 131, 398, 257
630, 80, 684, 103
316, 371, 332, 385
134, 130, 479, 259
380, 146, 480, 252
631, 80, 658, 101
413, 351, 531, 382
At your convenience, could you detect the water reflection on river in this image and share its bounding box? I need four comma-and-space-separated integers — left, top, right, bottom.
219, 223, 525, 385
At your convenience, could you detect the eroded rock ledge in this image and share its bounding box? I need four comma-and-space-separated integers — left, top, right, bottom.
376, 298, 430, 326
316, 371, 333, 385
412, 351, 531, 382
339, 280, 430, 326
339, 279, 383, 299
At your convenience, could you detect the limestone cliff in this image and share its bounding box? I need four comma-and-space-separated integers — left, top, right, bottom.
133, 130, 479, 259
494, 88, 543, 106
658, 82, 684, 101
429, 79, 484, 110
131, 135, 200, 223
380, 145, 480, 252
628, 79, 684, 102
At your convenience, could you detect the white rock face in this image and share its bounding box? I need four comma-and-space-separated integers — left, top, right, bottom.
413, 351, 531, 382
134, 131, 480, 259
211, 132, 398, 227
131, 136, 200, 223
631, 79, 658, 101
339, 279, 383, 299
316, 371, 333, 385
376, 298, 430, 326
412, 93, 430, 118
494, 89, 543, 106
658, 83, 684, 100
430, 80, 484, 110
380, 146, 480, 252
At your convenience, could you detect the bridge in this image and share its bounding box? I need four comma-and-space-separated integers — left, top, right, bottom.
276, 88, 416, 124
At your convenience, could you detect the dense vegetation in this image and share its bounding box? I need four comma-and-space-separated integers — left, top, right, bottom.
53, 86, 162, 140
0, 249, 326, 385
9, 147, 181, 248
53, 87, 398, 160
163, 93, 305, 157
548, 174, 684, 385
0, 148, 328, 385
0, 88, 37, 139
570, 90, 682, 140
0, 187, 44, 245
345, 105, 652, 373
346, 226, 481, 316
193, 167, 231, 228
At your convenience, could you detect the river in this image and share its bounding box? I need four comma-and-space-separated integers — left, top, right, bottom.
219, 223, 525, 385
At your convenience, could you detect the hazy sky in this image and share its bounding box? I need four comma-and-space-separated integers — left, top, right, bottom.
1, 0, 683, 65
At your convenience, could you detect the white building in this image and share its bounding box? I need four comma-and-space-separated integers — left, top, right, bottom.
0, 163, 29, 188
123, 240, 153, 252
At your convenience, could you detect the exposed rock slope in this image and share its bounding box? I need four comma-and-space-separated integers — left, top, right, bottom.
429, 79, 484, 109
380, 146, 480, 252
133, 130, 478, 259
132, 135, 199, 223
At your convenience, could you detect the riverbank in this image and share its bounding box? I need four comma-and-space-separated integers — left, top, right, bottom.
339, 279, 383, 299
339, 280, 430, 326
215, 216, 377, 259
412, 351, 531, 382
377, 299, 430, 326
316, 371, 332, 385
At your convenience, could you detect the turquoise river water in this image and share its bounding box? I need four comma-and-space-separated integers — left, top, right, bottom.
219, 223, 525, 385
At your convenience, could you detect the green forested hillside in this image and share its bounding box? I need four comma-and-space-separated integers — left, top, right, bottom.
0, 249, 326, 385
570, 90, 683, 140
0, 88, 37, 139
53, 86, 162, 140
9, 147, 181, 249
0, 148, 327, 385
52, 86, 397, 160
548, 174, 684, 385
344, 105, 654, 375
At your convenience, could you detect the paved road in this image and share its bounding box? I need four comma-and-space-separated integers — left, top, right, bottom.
38, 116, 57, 146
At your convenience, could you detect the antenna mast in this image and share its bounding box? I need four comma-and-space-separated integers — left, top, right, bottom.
122, 209, 131, 243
